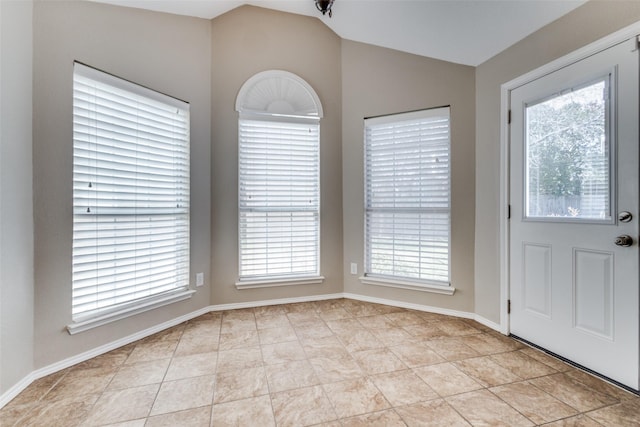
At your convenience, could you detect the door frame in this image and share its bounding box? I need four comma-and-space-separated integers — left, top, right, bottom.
499, 20, 640, 335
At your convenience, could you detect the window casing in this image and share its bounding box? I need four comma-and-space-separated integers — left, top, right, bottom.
364, 107, 451, 290
71, 63, 191, 329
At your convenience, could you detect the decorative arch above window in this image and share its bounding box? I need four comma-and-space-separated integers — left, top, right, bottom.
235, 70, 323, 118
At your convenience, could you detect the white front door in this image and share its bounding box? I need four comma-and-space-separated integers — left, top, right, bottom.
509, 37, 639, 391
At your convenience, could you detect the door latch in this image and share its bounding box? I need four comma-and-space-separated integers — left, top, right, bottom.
614, 235, 633, 247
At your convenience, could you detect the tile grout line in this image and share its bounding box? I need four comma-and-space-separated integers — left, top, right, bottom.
209, 311, 224, 427
148, 325, 183, 423
141, 323, 185, 424
259, 327, 279, 427
303, 301, 341, 425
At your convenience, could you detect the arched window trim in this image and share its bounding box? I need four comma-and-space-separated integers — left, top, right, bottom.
235, 69, 323, 119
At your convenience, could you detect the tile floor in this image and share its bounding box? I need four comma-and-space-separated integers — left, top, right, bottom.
1, 298, 639, 426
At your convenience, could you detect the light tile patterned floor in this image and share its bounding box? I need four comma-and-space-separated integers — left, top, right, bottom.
1, 298, 639, 426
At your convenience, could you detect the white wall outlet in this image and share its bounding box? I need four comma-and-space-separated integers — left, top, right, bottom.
196, 272, 204, 287
350, 263, 358, 275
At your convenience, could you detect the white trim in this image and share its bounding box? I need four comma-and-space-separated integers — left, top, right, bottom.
359, 276, 455, 296
343, 292, 473, 320
499, 20, 640, 336
66, 289, 196, 335
474, 314, 504, 333
503, 24, 640, 92
0, 372, 36, 410
499, 77, 511, 335
208, 293, 344, 312
0, 0, 3, 395
235, 276, 325, 290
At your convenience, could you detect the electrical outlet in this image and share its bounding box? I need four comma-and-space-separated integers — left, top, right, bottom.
196, 272, 204, 287
350, 263, 358, 275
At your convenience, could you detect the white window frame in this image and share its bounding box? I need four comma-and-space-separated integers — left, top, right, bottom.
68, 63, 193, 334
360, 107, 455, 295
235, 70, 324, 288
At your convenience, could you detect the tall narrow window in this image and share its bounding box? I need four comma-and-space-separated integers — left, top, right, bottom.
235, 70, 323, 287
71, 63, 191, 330
364, 107, 451, 290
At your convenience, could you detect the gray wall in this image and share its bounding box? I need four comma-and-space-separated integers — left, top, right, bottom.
475, 0, 640, 322
210, 6, 344, 303
341, 40, 476, 313
15, 0, 640, 397
0, 0, 35, 395
32, 1, 212, 368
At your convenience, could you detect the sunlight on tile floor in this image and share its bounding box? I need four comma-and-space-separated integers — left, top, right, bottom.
1, 299, 639, 426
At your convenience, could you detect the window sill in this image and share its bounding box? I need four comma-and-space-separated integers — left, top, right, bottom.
66, 289, 196, 335
236, 276, 325, 290
359, 275, 455, 295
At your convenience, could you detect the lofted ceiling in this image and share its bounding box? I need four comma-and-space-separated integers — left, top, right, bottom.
90, 0, 586, 66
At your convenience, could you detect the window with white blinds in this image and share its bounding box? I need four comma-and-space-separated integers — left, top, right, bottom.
364, 107, 451, 287
72, 62, 190, 324
238, 118, 320, 281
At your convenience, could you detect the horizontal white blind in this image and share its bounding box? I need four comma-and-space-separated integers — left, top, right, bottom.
239, 119, 320, 279
365, 107, 450, 285
72, 63, 190, 321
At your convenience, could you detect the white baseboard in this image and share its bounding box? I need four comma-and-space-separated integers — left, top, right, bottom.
344, 292, 504, 334
0, 372, 38, 409
343, 292, 476, 320
0, 292, 501, 408
473, 314, 504, 334
208, 293, 344, 312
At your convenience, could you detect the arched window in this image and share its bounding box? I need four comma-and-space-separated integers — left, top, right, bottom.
235, 70, 323, 287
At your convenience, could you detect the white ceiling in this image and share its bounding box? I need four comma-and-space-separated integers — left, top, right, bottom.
90, 0, 586, 66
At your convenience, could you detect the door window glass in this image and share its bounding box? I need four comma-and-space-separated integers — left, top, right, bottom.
525, 77, 611, 221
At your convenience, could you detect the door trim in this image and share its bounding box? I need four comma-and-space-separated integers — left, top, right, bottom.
499, 20, 640, 335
